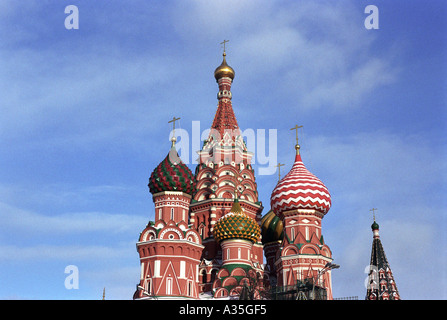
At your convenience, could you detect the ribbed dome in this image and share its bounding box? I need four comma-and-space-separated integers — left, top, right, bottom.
213, 199, 260, 243
148, 146, 196, 195
260, 210, 284, 244
270, 147, 331, 217
214, 53, 235, 81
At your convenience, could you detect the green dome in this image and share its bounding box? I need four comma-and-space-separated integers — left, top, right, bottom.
371, 221, 380, 230
260, 210, 284, 244
213, 199, 260, 243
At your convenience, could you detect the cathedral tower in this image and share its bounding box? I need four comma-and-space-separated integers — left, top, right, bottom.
211, 195, 262, 298
133, 138, 203, 299
269, 136, 334, 299
366, 219, 400, 300
190, 49, 264, 294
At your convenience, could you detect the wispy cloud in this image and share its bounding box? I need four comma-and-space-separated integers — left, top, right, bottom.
172, 0, 398, 113
0, 201, 146, 236
299, 131, 445, 299
0, 244, 132, 262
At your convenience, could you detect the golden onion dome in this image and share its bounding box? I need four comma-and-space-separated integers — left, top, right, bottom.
213, 199, 260, 243
214, 53, 235, 81
260, 210, 284, 245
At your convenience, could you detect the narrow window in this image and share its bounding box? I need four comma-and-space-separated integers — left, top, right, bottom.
166, 277, 172, 295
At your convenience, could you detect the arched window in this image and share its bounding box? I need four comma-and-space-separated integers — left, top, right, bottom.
171, 208, 174, 220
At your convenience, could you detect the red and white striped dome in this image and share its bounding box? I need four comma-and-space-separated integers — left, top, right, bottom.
270, 147, 331, 217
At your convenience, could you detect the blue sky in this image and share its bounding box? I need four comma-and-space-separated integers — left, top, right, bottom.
0, 0, 445, 300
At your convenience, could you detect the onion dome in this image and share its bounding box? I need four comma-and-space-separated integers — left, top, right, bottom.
214, 53, 235, 81
213, 198, 261, 243
260, 210, 284, 244
271, 145, 331, 217
148, 145, 196, 195
371, 221, 380, 231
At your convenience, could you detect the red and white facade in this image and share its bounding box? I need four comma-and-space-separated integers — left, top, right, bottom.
133, 190, 203, 299
133, 51, 337, 300
270, 145, 335, 299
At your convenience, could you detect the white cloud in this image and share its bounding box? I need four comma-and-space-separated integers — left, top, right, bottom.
171, 0, 397, 112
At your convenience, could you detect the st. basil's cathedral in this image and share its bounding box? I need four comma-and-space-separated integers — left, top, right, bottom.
132, 47, 400, 300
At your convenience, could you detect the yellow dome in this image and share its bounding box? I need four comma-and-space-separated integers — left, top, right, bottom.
213, 199, 260, 243
214, 53, 235, 81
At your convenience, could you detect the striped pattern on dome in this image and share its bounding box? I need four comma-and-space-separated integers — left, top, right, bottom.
148, 147, 196, 195
213, 200, 261, 243
270, 153, 331, 216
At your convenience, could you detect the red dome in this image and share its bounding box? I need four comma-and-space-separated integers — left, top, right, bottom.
270, 151, 331, 217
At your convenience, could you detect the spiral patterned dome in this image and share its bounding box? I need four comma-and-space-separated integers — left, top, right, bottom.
213, 199, 260, 243
271, 147, 331, 217
148, 146, 196, 195
260, 210, 284, 244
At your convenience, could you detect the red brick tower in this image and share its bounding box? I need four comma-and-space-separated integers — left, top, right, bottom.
211, 196, 262, 299
190, 50, 264, 295
133, 139, 203, 300
270, 138, 335, 300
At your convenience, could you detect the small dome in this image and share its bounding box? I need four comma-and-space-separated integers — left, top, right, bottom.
260, 210, 284, 244
213, 199, 260, 243
214, 53, 235, 81
148, 146, 196, 195
271, 147, 331, 217
371, 221, 379, 230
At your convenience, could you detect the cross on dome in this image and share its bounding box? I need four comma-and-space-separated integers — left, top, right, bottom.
168, 116, 181, 146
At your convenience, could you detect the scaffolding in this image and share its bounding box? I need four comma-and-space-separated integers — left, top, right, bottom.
269, 278, 327, 300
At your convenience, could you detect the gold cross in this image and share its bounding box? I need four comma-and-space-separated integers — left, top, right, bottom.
168, 116, 180, 146
275, 163, 285, 181
370, 208, 378, 221
290, 124, 303, 146
168, 116, 181, 134
220, 39, 229, 54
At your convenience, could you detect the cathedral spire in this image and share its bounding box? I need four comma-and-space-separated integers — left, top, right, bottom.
366, 216, 400, 300
211, 46, 239, 140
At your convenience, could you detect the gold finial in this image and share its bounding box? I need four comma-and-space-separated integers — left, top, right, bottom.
168, 116, 181, 146
102, 287, 105, 300
275, 163, 285, 181
220, 39, 229, 55
370, 208, 378, 221
215, 40, 235, 81
290, 125, 303, 154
